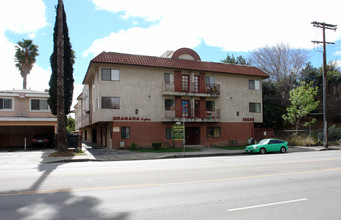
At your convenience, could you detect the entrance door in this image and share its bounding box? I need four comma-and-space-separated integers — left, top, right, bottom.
182, 100, 190, 118
194, 100, 200, 118
185, 127, 200, 145
92, 129, 97, 143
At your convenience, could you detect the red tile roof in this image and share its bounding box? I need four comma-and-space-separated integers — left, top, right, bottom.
84, 51, 268, 83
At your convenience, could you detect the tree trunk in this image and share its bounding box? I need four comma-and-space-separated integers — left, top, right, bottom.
56, 0, 68, 153
23, 73, 27, 90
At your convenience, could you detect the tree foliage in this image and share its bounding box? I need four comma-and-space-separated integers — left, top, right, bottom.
66, 116, 75, 133
262, 81, 286, 129
221, 54, 250, 65
282, 81, 319, 132
299, 62, 341, 123
249, 43, 309, 83
14, 39, 39, 89
48, 3, 75, 116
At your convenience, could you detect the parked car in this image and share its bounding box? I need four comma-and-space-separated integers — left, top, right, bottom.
245, 138, 288, 154
31, 134, 52, 148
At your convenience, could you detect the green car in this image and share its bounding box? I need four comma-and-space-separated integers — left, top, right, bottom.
245, 139, 288, 154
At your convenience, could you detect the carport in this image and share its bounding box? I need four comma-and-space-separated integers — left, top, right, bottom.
0, 118, 57, 148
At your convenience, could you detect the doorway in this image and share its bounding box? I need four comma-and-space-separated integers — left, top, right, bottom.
185, 127, 200, 145
92, 129, 97, 143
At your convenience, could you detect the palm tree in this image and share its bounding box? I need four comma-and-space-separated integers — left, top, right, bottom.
15, 39, 39, 89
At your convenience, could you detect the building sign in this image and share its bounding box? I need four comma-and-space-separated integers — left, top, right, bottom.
172, 122, 184, 140
243, 118, 254, 122
113, 116, 151, 121
113, 127, 120, 132
19, 93, 26, 98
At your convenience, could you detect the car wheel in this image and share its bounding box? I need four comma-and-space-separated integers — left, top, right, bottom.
280, 147, 287, 153
260, 148, 266, 154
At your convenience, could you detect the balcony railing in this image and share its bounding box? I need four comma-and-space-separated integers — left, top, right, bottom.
164, 108, 221, 120
163, 82, 220, 96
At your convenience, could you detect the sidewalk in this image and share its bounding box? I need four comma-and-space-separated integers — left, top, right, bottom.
0, 143, 340, 165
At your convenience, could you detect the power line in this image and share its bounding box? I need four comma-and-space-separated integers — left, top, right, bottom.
311, 21, 337, 149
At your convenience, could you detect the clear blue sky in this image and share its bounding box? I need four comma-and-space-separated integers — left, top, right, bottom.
1, 0, 340, 107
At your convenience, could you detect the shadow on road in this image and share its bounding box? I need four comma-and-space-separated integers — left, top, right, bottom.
0, 148, 130, 220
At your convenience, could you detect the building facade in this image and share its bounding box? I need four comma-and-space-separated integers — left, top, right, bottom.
75, 48, 268, 149
0, 89, 57, 147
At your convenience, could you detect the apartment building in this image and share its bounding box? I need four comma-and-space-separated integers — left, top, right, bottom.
0, 89, 57, 147
75, 48, 268, 149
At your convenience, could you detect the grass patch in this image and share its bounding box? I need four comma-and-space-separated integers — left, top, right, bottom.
130, 148, 200, 153
214, 146, 246, 150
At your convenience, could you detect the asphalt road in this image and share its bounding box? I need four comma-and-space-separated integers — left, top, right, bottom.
0, 150, 341, 220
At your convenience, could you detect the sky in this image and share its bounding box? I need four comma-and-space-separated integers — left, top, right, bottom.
1, 0, 340, 110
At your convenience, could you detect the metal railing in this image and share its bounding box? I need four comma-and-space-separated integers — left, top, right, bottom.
164, 108, 221, 120
163, 81, 220, 95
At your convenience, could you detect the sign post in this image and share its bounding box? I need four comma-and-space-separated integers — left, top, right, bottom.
172, 121, 185, 155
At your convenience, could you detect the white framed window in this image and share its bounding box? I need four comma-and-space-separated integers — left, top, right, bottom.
121, 126, 130, 139
30, 99, 49, 111
249, 80, 260, 90
207, 126, 221, 138
249, 102, 261, 113
0, 98, 14, 111
165, 99, 175, 110
206, 101, 215, 111
164, 73, 174, 84
206, 76, 215, 85
102, 68, 120, 81
101, 97, 120, 109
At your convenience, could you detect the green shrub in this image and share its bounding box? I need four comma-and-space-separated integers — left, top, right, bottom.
152, 142, 162, 150
317, 125, 341, 142
327, 125, 341, 142
130, 141, 137, 150
161, 142, 171, 149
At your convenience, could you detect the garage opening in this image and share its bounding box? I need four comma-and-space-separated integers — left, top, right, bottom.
0, 126, 55, 148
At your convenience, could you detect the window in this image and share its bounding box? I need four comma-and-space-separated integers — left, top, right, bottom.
102, 68, 120, 81
182, 75, 189, 91
193, 75, 199, 92
164, 73, 174, 84
207, 126, 221, 138
206, 76, 215, 85
249, 80, 260, 90
101, 97, 120, 109
165, 99, 175, 110
121, 127, 130, 139
166, 127, 173, 139
31, 99, 48, 111
206, 101, 215, 111
0, 98, 13, 110
249, 103, 261, 113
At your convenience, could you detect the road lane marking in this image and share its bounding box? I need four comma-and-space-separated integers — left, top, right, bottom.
228, 198, 308, 211
0, 167, 340, 197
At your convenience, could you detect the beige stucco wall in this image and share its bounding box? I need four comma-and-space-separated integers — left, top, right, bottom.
0, 96, 53, 118
91, 65, 166, 123
213, 73, 263, 122
80, 64, 264, 126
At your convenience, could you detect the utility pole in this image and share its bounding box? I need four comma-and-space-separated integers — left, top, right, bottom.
311, 21, 337, 149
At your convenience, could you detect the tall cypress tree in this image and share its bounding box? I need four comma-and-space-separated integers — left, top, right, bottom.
48, 2, 74, 117
48, 0, 74, 153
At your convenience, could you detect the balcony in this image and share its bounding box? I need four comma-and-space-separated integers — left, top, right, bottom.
162, 82, 220, 97
163, 108, 221, 122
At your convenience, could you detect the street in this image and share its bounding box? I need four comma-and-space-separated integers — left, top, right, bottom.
0, 150, 341, 220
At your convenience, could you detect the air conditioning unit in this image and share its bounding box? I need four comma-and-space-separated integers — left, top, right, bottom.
120, 141, 125, 148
